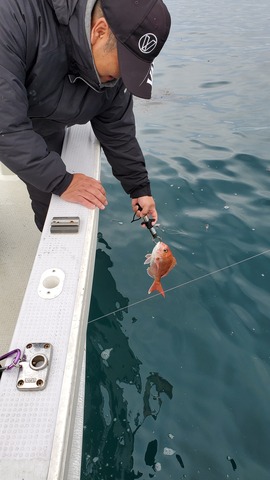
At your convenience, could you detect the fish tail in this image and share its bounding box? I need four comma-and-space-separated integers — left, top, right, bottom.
148, 280, 165, 298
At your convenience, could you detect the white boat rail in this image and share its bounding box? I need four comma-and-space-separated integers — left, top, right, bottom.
0, 123, 100, 479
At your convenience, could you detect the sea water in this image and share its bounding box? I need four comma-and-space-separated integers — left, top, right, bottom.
81, 1, 270, 478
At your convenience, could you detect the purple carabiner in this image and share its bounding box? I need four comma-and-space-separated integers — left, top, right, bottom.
0, 348, 21, 371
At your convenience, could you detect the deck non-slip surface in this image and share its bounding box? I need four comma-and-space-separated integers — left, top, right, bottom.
0, 173, 40, 353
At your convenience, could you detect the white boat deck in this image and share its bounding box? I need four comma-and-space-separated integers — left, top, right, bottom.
0, 166, 40, 354
0, 124, 99, 479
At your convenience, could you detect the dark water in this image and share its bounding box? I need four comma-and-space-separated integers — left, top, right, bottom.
81, 1, 270, 479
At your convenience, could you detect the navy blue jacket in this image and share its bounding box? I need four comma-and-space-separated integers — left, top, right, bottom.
0, 0, 151, 197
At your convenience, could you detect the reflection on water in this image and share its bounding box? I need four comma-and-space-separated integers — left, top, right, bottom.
82, 244, 175, 479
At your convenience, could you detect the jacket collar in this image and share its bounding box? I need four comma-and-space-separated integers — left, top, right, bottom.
46, 0, 118, 91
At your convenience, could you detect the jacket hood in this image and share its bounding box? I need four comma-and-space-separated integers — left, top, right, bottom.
46, 0, 108, 90
46, 0, 79, 25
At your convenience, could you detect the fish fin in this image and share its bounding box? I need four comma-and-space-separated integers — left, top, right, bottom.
144, 254, 152, 265
146, 267, 154, 278
148, 280, 165, 298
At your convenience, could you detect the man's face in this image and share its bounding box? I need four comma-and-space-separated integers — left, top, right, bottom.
91, 19, 121, 84
92, 41, 120, 84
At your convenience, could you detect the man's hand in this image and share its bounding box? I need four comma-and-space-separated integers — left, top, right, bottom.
60, 173, 108, 210
131, 196, 158, 224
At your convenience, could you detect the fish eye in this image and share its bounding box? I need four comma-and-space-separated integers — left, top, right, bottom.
163, 248, 168, 253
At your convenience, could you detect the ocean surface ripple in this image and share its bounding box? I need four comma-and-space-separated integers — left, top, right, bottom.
81, 1, 270, 479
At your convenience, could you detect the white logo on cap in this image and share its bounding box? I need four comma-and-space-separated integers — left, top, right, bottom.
138, 33, 158, 54
147, 64, 154, 86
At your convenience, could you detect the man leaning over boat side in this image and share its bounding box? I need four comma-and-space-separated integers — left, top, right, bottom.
0, 0, 171, 231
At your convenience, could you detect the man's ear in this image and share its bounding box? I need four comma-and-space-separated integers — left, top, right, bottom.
91, 17, 109, 45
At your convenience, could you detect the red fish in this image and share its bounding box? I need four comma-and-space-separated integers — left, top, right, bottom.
144, 241, 177, 297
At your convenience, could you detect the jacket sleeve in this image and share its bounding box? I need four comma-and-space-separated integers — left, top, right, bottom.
91, 81, 152, 198
0, 3, 72, 195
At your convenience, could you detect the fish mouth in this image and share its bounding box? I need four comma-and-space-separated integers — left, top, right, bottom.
152, 241, 161, 253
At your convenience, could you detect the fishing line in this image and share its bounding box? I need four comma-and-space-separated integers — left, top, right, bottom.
88, 248, 270, 325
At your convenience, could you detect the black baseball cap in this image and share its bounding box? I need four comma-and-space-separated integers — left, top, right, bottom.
101, 0, 171, 99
